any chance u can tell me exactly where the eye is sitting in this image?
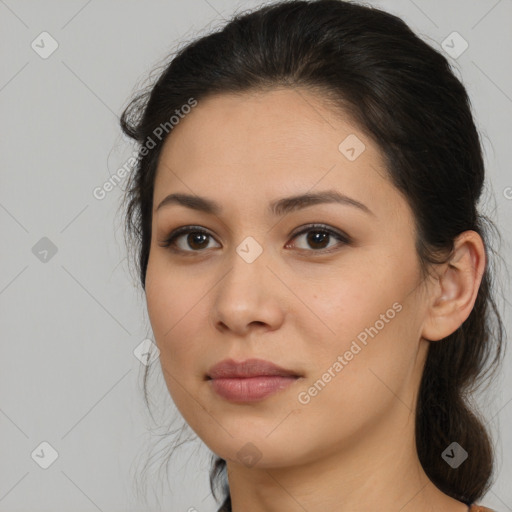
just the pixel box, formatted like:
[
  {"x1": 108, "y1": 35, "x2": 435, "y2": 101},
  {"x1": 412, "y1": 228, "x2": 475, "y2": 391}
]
[
  {"x1": 158, "y1": 223, "x2": 351, "y2": 254},
  {"x1": 159, "y1": 226, "x2": 220, "y2": 253},
  {"x1": 286, "y1": 224, "x2": 351, "y2": 253}
]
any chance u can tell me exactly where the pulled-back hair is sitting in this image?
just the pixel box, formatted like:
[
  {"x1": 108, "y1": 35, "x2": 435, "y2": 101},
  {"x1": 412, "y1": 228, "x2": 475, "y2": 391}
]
[{"x1": 119, "y1": 1, "x2": 506, "y2": 510}]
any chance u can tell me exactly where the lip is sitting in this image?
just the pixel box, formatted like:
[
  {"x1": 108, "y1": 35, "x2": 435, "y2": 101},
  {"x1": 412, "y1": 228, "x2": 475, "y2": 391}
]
[
  {"x1": 207, "y1": 358, "x2": 301, "y2": 379},
  {"x1": 207, "y1": 358, "x2": 302, "y2": 403}
]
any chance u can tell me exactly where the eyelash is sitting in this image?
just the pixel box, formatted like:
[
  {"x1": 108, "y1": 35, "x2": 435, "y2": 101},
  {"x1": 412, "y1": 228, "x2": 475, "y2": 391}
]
[{"x1": 158, "y1": 223, "x2": 352, "y2": 255}]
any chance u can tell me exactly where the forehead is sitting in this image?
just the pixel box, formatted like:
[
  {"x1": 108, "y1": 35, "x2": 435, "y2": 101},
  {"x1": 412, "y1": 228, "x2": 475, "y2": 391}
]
[
  {"x1": 153, "y1": 88, "x2": 397, "y2": 218},
  {"x1": 158, "y1": 87, "x2": 371, "y2": 166}
]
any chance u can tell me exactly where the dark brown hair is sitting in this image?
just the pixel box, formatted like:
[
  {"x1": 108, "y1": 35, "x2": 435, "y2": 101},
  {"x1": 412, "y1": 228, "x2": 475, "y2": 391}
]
[{"x1": 119, "y1": 1, "x2": 506, "y2": 509}]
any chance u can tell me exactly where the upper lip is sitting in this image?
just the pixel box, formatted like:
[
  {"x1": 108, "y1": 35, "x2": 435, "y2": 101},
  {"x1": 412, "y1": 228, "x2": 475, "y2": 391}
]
[{"x1": 207, "y1": 358, "x2": 301, "y2": 379}]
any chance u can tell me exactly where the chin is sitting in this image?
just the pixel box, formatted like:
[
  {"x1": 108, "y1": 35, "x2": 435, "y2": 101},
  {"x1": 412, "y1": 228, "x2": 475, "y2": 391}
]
[{"x1": 204, "y1": 431, "x2": 312, "y2": 470}]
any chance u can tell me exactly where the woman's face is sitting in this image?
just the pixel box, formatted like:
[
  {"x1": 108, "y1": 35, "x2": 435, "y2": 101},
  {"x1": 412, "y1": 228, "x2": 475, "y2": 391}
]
[{"x1": 145, "y1": 88, "x2": 432, "y2": 468}]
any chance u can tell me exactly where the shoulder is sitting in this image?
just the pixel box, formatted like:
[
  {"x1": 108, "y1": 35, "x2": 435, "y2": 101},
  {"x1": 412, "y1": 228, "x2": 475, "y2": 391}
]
[{"x1": 469, "y1": 505, "x2": 498, "y2": 512}]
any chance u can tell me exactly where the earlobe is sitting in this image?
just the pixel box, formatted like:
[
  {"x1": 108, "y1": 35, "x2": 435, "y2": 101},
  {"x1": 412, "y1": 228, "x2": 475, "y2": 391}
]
[{"x1": 421, "y1": 230, "x2": 486, "y2": 342}]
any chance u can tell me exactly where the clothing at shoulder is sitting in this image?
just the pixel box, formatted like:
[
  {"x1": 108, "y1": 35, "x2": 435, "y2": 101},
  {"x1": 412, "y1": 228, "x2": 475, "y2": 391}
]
[
  {"x1": 469, "y1": 505, "x2": 498, "y2": 512},
  {"x1": 217, "y1": 505, "x2": 498, "y2": 512},
  {"x1": 217, "y1": 504, "x2": 497, "y2": 512}
]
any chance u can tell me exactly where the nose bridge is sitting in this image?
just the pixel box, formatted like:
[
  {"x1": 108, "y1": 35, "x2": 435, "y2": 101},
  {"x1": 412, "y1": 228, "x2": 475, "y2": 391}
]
[
  {"x1": 210, "y1": 234, "x2": 284, "y2": 333},
  {"x1": 221, "y1": 235, "x2": 269, "y2": 303}
]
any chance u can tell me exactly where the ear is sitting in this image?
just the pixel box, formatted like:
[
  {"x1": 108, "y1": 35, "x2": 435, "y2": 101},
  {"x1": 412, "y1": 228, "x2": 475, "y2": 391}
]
[{"x1": 421, "y1": 230, "x2": 486, "y2": 342}]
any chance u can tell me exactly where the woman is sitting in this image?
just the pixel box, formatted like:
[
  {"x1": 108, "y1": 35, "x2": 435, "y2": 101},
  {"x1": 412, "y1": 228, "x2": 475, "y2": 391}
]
[{"x1": 119, "y1": 1, "x2": 505, "y2": 510}]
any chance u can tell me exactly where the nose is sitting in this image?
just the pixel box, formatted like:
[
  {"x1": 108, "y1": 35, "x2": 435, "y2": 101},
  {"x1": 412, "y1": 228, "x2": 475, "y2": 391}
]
[{"x1": 209, "y1": 245, "x2": 286, "y2": 336}]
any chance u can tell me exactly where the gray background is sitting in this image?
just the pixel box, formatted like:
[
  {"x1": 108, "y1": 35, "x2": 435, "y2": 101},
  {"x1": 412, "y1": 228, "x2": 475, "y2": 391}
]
[{"x1": 1, "y1": 0, "x2": 511, "y2": 511}]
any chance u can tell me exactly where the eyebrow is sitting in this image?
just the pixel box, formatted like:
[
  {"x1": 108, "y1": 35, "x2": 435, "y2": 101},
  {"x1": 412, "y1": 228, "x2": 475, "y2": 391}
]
[{"x1": 155, "y1": 190, "x2": 374, "y2": 217}]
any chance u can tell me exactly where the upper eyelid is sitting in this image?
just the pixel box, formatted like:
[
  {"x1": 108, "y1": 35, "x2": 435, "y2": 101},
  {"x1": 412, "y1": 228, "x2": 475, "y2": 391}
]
[{"x1": 165, "y1": 223, "x2": 346, "y2": 239}]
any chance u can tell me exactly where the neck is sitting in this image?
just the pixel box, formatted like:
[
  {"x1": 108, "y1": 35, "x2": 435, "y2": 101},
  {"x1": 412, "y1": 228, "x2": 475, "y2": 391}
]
[{"x1": 226, "y1": 406, "x2": 468, "y2": 512}]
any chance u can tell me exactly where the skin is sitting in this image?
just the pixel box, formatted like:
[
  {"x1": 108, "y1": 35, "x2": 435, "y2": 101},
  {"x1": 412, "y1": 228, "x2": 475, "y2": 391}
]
[{"x1": 144, "y1": 87, "x2": 485, "y2": 512}]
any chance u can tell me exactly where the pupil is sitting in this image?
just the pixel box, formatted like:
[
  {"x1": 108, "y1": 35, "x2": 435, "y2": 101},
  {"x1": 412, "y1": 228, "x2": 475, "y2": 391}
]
[
  {"x1": 307, "y1": 231, "x2": 329, "y2": 249},
  {"x1": 188, "y1": 232, "x2": 208, "y2": 249}
]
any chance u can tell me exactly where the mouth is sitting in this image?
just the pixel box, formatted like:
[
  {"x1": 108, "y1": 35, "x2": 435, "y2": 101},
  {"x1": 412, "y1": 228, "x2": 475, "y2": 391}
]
[{"x1": 206, "y1": 358, "x2": 303, "y2": 403}]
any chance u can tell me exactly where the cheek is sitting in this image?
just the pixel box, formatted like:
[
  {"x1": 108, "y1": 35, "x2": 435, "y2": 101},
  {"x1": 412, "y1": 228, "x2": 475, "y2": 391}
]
[
  {"x1": 295, "y1": 303, "x2": 417, "y2": 443},
  {"x1": 302, "y1": 255, "x2": 421, "y2": 391},
  {"x1": 145, "y1": 263, "x2": 210, "y2": 420},
  {"x1": 144, "y1": 258, "x2": 204, "y2": 367},
  {"x1": 306, "y1": 264, "x2": 398, "y2": 347}
]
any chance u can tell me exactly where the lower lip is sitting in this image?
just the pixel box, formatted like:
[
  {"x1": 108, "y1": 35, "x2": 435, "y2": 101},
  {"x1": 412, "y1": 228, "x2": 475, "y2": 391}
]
[{"x1": 209, "y1": 376, "x2": 299, "y2": 402}]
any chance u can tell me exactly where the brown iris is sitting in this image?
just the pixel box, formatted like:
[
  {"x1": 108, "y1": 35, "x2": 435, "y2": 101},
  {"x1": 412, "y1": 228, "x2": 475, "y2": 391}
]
[
  {"x1": 306, "y1": 230, "x2": 330, "y2": 250},
  {"x1": 187, "y1": 232, "x2": 210, "y2": 250}
]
